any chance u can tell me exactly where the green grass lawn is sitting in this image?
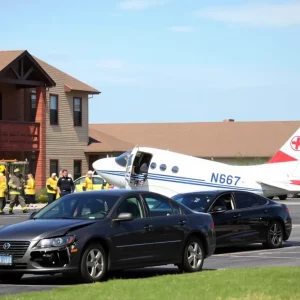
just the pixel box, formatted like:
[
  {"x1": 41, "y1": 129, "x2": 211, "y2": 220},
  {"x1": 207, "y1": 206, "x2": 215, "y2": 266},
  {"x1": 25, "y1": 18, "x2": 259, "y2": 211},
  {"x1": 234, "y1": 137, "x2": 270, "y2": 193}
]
[{"x1": 1, "y1": 267, "x2": 300, "y2": 300}]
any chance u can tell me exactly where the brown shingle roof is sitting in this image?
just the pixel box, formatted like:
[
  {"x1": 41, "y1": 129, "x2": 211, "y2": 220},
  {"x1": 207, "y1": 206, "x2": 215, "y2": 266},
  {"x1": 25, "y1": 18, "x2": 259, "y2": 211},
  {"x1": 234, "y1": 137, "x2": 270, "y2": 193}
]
[
  {"x1": 34, "y1": 57, "x2": 100, "y2": 94},
  {"x1": 0, "y1": 50, "x2": 25, "y2": 72},
  {"x1": 0, "y1": 50, "x2": 100, "y2": 94},
  {"x1": 86, "y1": 128, "x2": 134, "y2": 152},
  {"x1": 88, "y1": 121, "x2": 300, "y2": 157}
]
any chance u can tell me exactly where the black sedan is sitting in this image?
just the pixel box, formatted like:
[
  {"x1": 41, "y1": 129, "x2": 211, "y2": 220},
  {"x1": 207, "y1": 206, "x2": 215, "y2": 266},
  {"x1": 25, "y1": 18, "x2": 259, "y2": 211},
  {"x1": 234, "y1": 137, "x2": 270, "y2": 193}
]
[
  {"x1": 0, "y1": 190, "x2": 216, "y2": 284},
  {"x1": 172, "y1": 190, "x2": 292, "y2": 249}
]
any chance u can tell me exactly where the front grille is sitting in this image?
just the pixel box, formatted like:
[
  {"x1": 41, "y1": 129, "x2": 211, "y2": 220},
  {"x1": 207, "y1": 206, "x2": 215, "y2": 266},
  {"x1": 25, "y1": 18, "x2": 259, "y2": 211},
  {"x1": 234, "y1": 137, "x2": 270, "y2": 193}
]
[{"x1": 0, "y1": 241, "x2": 30, "y2": 260}]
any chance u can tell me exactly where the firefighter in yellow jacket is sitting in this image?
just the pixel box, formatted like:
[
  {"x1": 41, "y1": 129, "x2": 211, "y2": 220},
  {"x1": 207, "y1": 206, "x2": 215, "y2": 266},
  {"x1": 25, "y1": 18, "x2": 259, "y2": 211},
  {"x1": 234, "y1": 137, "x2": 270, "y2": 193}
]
[
  {"x1": 82, "y1": 171, "x2": 94, "y2": 191},
  {"x1": 25, "y1": 173, "x2": 36, "y2": 207},
  {"x1": 8, "y1": 168, "x2": 28, "y2": 214},
  {"x1": 47, "y1": 173, "x2": 58, "y2": 204},
  {"x1": 0, "y1": 165, "x2": 7, "y2": 215}
]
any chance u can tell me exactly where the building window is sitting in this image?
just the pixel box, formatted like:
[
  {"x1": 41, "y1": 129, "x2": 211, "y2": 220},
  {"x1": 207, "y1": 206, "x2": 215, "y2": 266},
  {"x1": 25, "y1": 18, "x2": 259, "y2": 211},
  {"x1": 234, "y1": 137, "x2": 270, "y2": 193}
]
[
  {"x1": 30, "y1": 93, "x2": 36, "y2": 122},
  {"x1": 50, "y1": 160, "x2": 59, "y2": 176},
  {"x1": 73, "y1": 97, "x2": 82, "y2": 126},
  {"x1": 50, "y1": 94, "x2": 58, "y2": 125},
  {"x1": 74, "y1": 160, "x2": 82, "y2": 180}
]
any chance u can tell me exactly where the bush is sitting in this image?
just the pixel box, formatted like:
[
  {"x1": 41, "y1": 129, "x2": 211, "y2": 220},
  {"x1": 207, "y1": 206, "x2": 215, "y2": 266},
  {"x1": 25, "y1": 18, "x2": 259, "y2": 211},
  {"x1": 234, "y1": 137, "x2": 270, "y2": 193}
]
[{"x1": 35, "y1": 188, "x2": 48, "y2": 203}]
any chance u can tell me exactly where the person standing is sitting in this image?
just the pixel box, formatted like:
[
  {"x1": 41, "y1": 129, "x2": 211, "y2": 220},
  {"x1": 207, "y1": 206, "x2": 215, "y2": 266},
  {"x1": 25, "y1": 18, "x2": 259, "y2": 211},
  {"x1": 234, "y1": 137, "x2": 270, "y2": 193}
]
[
  {"x1": 57, "y1": 169, "x2": 75, "y2": 197},
  {"x1": 46, "y1": 173, "x2": 58, "y2": 204},
  {"x1": 24, "y1": 173, "x2": 36, "y2": 208},
  {"x1": 7, "y1": 168, "x2": 28, "y2": 214},
  {"x1": 0, "y1": 166, "x2": 7, "y2": 215},
  {"x1": 82, "y1": 171, "x2": 94, "y2": 191}
]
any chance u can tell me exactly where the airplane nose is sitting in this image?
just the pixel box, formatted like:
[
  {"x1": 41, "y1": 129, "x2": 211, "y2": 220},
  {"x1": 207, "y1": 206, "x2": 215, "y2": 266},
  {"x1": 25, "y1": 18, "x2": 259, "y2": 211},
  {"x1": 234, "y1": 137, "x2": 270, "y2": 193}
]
[{"x1": 92, "y1": 157, "x2": 125, "y2": 188}]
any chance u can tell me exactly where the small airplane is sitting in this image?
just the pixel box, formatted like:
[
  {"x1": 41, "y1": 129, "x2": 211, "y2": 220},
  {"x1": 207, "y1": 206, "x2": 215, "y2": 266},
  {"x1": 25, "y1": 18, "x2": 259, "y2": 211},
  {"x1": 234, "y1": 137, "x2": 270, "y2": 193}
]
[{"x1": 92, "y1": 127, "x2": 300, "y2": 199}]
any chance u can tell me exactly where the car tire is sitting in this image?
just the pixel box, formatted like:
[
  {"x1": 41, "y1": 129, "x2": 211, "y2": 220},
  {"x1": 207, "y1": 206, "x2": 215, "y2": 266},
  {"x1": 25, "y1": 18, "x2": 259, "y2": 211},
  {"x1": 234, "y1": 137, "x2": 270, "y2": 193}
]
[
  {"x1": 178, "y1": 237, "x2": 204, "y2": 273},
  {"x1": 79, "y1": 243, "x2": 108, "y2": 283},
  {"x1": 262, "y1": 221, "x2": 283, "y2": 249},
  {"x1": 278, "y1": 195, "x2": 287, "y2": 201},
  {"x1": 0, "y1": 273, "x2": 23, "y2": 284}
]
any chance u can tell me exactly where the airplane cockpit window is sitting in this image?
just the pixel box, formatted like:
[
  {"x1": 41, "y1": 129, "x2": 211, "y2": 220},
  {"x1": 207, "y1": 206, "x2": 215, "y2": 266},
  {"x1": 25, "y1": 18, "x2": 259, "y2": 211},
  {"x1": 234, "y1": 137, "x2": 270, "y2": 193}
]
[
  {"x1": 115, "y1": 151, "x2": 132, "y2": 167},
  {"x1": 171, "y1": 166, "x2": 179, "y2": 173},
  {"x1": 150, "y1": 162, "x2": 157, "y2": 169},
  {"x1": 160, "y1": 164, "x2": 167, "y2": 171}
]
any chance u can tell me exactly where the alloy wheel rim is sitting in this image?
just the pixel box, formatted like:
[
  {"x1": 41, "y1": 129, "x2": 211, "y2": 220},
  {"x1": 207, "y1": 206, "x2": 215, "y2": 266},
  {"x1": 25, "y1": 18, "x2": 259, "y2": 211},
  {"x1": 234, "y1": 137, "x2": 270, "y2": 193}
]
[
  {"x1": 86, "y1": 249, "x2": 104, "y2": 278},
  {"x1": 187, "y1": 242, "x2": 202, "y2": 269},
  {"x1": 270, "y1": 223, "x2": 282, "y2": 246}
]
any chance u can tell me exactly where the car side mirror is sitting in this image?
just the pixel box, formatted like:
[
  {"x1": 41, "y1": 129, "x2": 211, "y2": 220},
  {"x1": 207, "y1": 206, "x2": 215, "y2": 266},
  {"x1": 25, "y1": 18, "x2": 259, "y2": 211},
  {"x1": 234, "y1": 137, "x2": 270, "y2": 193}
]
[
  {"x1": 29, "y1": 211, "x2": 37, "y2": 219},
  {"x1": 211, "y1": 206, "x2": 226, "y2": 213},
  {"x1": 112, "y1": 212, "x2": 133, "y2": 222}
]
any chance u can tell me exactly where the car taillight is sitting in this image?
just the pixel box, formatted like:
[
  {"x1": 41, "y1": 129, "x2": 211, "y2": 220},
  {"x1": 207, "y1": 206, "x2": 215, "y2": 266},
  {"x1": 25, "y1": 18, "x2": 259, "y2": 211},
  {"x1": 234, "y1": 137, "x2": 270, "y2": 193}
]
[{"x1": 211, "y1": 221, "x2": 214, "y2": 228}]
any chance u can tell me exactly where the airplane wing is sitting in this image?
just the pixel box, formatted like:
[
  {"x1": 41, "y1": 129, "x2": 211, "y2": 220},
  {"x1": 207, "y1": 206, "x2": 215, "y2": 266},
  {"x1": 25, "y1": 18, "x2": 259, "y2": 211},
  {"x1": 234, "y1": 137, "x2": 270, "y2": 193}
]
[{"x1": 258, "y1": 180, "x2": 300, "y2": 192}]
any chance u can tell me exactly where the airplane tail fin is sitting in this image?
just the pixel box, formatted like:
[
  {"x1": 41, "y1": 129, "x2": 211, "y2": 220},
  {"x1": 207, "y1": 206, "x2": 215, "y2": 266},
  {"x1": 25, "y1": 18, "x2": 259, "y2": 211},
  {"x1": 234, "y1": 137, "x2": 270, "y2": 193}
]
[{"x1": 268, "y1": 127, "x2": 300, "y2": 163}]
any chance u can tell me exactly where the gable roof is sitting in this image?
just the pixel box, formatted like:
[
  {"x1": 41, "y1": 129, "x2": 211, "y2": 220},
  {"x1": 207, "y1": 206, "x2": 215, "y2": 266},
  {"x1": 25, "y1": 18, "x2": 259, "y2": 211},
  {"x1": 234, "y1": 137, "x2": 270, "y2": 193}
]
[
  {"x1": 0, "y1": 50, "x2": 56, "y2": 87},
  {"x1": 88, "y1": 120, "x2": 300, "y2": 158},
  {"x1": 0, "y1": 50, "x2": 100, "y2": 94}
]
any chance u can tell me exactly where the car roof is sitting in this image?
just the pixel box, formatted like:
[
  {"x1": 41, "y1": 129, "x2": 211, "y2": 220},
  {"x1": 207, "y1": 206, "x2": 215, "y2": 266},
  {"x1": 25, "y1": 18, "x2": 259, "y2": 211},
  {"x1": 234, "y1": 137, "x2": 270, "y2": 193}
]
[{"x1": 66, "y1": 189, "x2": 174, "y2": 199}]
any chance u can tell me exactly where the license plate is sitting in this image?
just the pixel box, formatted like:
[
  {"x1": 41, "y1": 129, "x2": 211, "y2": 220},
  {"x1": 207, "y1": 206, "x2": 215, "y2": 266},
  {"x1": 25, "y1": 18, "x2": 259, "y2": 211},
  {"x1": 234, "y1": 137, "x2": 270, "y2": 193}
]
[{"x1": 0, "y1": 254, "x2": 12, "y2": 265}]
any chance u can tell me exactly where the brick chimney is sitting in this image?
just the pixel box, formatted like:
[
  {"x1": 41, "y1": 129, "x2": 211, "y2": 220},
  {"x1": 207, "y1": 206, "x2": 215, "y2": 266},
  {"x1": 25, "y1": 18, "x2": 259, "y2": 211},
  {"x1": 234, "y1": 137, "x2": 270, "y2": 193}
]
[{"x1": 223, "y1": 119, "x2": 235, "y2": 122}]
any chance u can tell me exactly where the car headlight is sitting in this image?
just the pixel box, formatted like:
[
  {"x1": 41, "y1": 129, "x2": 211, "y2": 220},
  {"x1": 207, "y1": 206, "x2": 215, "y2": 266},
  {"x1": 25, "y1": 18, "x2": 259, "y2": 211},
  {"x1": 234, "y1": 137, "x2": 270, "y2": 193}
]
[{"x1": 36, "y1": 235, "x2": 75, "y2": 248}]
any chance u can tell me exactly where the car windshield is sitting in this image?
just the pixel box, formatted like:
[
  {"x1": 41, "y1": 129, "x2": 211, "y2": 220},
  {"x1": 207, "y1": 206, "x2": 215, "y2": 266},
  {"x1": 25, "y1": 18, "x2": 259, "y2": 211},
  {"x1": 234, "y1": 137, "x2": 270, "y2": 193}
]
[
  {"x1": 172, "y1": 193, "x2": 215, "y2": 212},
  {"x1": 33, "y1": 194, "x2": 120, "y2": 220},
  {"x1": 115, "y1": 150, "x2": 132, "y2": 167}
]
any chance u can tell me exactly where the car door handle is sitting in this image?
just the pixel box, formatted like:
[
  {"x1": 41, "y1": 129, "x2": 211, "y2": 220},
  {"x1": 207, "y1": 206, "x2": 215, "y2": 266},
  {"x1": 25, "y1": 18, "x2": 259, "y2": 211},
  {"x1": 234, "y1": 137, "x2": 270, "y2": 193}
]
[
  {"x1": 233, "y1": 214, "x2": 241, "y2": 218},
  {"x1": 178, "y1": 220, "x2": 186, "y2": 226},
  {"x1": 144, "y1": 224, "x2": 153, "y2": 230}
]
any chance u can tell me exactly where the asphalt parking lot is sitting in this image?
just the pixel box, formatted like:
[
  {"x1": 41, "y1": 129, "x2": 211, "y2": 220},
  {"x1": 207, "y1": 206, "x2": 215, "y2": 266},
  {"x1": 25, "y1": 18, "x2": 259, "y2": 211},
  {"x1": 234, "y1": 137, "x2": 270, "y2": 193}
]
[{"x1": 0, "y1": 198, "x2": 300, "y2": 296}]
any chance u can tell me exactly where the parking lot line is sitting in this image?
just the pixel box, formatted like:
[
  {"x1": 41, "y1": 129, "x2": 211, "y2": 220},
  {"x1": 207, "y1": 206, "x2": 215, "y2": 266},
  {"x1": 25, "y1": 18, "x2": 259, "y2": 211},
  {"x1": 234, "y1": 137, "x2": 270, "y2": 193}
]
[{"x1": 224, "y1": 255, "x2": 300, "y2": 259}]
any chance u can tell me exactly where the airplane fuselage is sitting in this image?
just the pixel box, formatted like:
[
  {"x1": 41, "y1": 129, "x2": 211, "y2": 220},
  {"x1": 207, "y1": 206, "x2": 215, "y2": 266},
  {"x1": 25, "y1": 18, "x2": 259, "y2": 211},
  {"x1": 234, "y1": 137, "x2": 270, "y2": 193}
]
[{"x1": 93, "y1": 147, "x2": 300, "y2": 198}]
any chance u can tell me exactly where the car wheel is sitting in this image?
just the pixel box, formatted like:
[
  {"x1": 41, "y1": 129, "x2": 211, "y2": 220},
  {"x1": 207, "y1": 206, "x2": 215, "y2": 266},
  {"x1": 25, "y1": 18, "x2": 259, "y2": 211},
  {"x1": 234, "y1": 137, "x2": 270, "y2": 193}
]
[
  {"x1": 278, "y1": 195, "x2": 287, "y2": 201},
  {"x1": 79, "y1": 243, "x2": 107, "y2": 283},
  {"x1": 179, "y1": 237, "x2": 204, "y2": 273},
  {"x1": 263, "y1": 221, "x2": 283, "y2": 249},
  {"x1": 0, "y1": 273, "x2": 23, "y2": 284}
]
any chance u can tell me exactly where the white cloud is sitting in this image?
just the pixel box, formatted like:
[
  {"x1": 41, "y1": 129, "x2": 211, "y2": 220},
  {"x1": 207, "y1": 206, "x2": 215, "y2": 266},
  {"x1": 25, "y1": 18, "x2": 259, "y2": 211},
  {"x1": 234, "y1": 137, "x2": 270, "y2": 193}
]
[
  {"x1": 168, "y1": 26, "x2": 196, "y2": 32},
  {"x1": 119, "y1": 0, "x2": 168, "y2": 10},
  {"x1": 96, "y1": 59, "x2": 127, "y2": 70},
  {"x1": 196, "y1": 2, "x2": 300, "y2": 27}
]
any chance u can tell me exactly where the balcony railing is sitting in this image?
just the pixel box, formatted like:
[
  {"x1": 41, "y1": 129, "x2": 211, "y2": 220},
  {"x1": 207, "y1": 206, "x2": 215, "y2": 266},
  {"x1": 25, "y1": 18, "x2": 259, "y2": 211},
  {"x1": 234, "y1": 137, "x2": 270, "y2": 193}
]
[{"x1": 0, "y1": 121, "x2": 40, "y2": 152}]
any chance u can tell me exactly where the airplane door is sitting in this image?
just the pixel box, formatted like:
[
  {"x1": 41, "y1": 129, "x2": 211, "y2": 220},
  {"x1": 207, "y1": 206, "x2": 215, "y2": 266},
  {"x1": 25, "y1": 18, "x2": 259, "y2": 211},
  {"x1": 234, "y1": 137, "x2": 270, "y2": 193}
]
[{"x1": 125, "y1": 147, "x2": 139, "y2": 189}]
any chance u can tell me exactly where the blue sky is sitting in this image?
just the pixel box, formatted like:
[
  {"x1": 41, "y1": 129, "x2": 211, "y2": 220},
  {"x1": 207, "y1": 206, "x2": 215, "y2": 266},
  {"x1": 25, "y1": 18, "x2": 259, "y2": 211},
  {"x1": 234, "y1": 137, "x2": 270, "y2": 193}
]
[{"x1": 1, "y1": 0, "x2": 300, "y2": 123}]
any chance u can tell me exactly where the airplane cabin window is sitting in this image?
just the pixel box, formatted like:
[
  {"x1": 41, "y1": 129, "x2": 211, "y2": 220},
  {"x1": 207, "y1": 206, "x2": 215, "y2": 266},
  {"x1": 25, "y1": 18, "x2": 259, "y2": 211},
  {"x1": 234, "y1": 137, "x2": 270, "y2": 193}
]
[
  {"x1": 171, "y1": 166, "x2": 179, "y2": 173},
  {"x1": 160, "y1": 164, "x2": 167, "y2": 171},
  {"x1": 150, "y1": 162, "x2": 157, "y2": 169}
]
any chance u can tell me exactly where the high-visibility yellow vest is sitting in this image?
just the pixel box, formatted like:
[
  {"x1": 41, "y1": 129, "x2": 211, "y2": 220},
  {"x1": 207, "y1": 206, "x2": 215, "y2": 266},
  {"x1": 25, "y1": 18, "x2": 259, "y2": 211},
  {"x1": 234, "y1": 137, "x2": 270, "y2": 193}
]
[
  {"x1": 82, "y1": 177, "x2": 93, "y2": 191},
  {"x1": 47, "y1": 177, "x2": 57, "y2": 194},
  {"x1": 25, "y1": 178, "x2": 35, "y2": 195},
  {"x1": 0, "y1": 174, "x2": 7, "y2": 198}
]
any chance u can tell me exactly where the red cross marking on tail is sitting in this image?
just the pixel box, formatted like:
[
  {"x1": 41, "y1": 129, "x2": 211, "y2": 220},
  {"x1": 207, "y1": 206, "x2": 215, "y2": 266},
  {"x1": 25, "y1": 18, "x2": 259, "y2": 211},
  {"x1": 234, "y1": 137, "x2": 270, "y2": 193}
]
[{"x1": 291, "y1": 136, "x2": 300, "y2": 151}]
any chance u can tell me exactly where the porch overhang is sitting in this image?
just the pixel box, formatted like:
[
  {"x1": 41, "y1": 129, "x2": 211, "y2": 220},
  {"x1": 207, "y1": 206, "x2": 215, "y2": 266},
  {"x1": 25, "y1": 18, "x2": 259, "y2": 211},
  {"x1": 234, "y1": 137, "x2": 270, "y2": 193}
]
[
  {"x1": 0, "y1": 50, "x2": 56, "y2": 88},
  {"x1": 64, "y1": 84, "x2": 101, "y2": 95}
]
